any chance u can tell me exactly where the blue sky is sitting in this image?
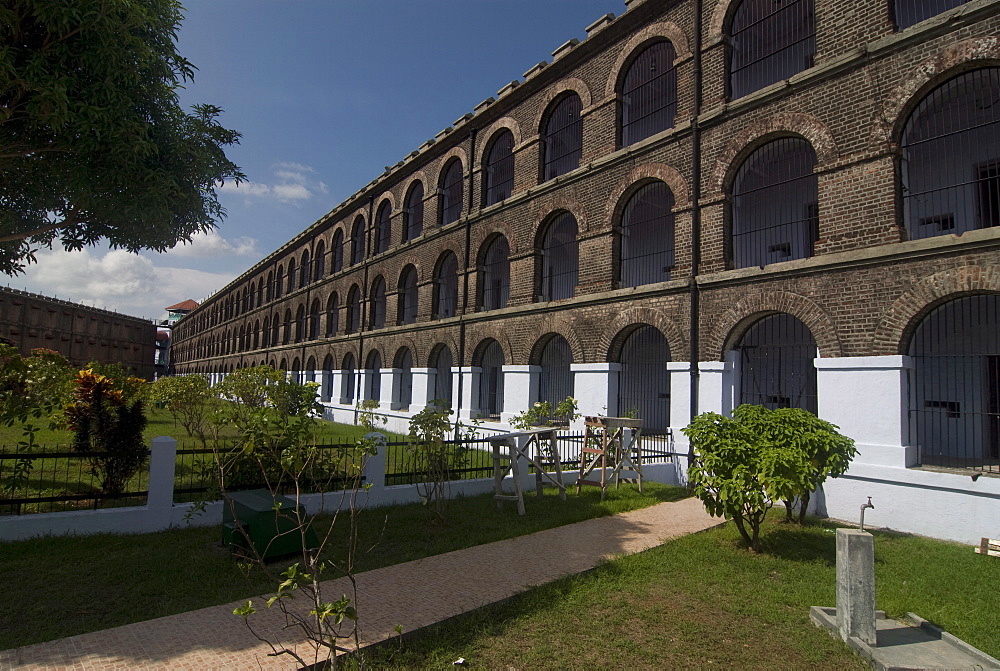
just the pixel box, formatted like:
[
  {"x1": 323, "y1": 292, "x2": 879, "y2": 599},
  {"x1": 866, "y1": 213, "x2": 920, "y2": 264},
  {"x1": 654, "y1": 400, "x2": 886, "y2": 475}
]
[{"x1": 12, "y1": 0, "x2": 626, "y2": 319}]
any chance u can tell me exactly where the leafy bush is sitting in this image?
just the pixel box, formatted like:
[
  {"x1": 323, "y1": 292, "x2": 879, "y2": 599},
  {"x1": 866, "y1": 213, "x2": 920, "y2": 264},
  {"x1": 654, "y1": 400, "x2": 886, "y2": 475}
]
[{"x1": 149, "y1": 375, "x2": 214, "y2": 445}]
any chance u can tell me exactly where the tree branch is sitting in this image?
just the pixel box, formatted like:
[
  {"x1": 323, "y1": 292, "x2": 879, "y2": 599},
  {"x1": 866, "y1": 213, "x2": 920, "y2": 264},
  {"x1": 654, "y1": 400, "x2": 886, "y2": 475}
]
[{"x1": 0, "y1": 217, "x2": 79, "y2": 245}]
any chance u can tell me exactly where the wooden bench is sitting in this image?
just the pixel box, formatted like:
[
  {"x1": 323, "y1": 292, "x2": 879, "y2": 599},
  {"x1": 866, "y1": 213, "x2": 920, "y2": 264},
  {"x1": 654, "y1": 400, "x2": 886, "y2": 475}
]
[{"x1": 975, "y1": 537, "x2": 1000, "y2": 557}]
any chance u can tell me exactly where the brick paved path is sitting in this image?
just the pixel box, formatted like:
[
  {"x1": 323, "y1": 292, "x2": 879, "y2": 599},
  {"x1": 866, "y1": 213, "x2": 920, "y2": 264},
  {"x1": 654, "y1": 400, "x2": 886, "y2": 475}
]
[{"x1": 0, "y1": 497, "x2": 718, "y2": 670}]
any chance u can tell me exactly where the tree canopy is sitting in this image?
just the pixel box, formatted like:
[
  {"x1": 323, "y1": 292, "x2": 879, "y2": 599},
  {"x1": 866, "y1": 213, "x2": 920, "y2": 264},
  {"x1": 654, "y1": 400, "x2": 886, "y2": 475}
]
[{"x1": 0, "y1": 0, "x2": 245, "y2": 274}]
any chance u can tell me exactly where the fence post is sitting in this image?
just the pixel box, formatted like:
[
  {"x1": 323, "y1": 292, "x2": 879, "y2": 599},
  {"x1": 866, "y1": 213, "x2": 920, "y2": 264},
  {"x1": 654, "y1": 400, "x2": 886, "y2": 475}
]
[
  {"x1": 362, "y1": 432, "x2": 387, "y2": 497},
  {"x1": 148, "y1": 437, "x2": 177, "y2": 526}
]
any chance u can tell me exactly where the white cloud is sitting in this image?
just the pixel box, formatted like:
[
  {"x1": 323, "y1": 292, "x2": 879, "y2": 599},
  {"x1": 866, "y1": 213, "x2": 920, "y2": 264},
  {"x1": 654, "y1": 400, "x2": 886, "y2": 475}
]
[
  {"x1": 15, "y1": 247, "x2": 238, "y2": 320},
  {"x1": 221, "y1": 161, "x2": 328, "y2": 204},
  {"x1": 166, "y1": 229, "x2": 259, "y2": 259}
]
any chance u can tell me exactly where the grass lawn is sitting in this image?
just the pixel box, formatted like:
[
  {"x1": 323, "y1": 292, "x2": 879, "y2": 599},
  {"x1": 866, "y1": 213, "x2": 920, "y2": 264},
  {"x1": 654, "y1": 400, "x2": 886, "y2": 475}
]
[
  {"x1": 361, "y1": 514, "x2": 1000, "y2": 669},
  {"x1": 0, "y1": 481, "x2": 685, "y2": 650}
]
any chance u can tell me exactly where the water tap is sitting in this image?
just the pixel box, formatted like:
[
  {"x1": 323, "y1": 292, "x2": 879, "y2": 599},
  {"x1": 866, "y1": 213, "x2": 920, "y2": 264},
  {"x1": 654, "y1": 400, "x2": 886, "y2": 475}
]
[{"x1": 860, "y1": 497, "x2": 874, "y2": 531}]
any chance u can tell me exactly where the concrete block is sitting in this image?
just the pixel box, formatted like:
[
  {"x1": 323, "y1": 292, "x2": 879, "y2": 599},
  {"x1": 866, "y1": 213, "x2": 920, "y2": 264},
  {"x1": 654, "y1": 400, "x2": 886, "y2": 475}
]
[{"x1": 836, "y1": 528, "x2": 876, "y2": 645}]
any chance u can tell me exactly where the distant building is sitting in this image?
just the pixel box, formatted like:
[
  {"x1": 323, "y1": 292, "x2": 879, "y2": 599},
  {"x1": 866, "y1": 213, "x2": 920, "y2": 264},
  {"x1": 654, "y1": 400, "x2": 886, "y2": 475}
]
[
  {"x1": 155, "y1": 299, "x2": 200, "y2": 377},
  {"x1": 0, "y1": 286, "x2": 156, "y2": 379}
]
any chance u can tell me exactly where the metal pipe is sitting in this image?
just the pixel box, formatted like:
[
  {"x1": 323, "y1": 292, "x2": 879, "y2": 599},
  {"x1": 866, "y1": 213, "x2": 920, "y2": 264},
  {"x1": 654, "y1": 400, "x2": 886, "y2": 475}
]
[
  {"x1": 687, "y1": 0, "x2": 705, "y2": 474},
  {"x1": 455, "y1": 126, "x2": 477, "y2": 434},
  {"x1": 860, "y1": 497, "x2": 874, "y2": 531}
]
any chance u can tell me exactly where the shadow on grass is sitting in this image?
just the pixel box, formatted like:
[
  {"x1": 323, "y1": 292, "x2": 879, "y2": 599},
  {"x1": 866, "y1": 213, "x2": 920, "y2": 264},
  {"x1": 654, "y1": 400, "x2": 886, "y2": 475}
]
[{"x1": 757, "y1": 522, "x2": 837, "y2": 565}]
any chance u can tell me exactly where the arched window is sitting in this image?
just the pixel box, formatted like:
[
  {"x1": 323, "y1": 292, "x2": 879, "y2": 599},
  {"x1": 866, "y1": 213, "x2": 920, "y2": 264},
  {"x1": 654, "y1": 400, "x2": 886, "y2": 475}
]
[
  {"x1": 404, "y1": 182, "x2": 424, "y2": 242},
  {"x1": 434, "y1": 252, "x2": 459, "y2": 319},
  {"x1": 326, "y1": 293, "x2": 340, "y2": 337},
  {"x1": 893, "y1": 0, "x2": 966, "y2": 30},
  {"x1": 275, "y1": 265, "x2": 283, "y2": 299},
  {"x1": 901, "y1": 68, "x2": 1000, "y2": 240},
  {"x1": 287, "y1": 258, "x2": 297, "y2": 294},
  {"x1": 540, "y1": 212, "x2": 579, "y2": 301},
  {"x1": 439, "y1": 159, "x2": 464, "y2": 226},
  {"x1": 291, "y1": 358, "x2": 301, "y2": 385},
  {"x1": 238, "y1": 325, "x2": 245, "y2": 352},
  {"x1": 321, "y1": 354, "x2": 334, "y2": 402},
  {"x1": 314, "y1": 241, "x2": 325, "y2": 278},
  {"x1": 394, "y1": 348, "x2": 413, "y2": 410},
  {"x1": 282, "y1": 309, "x2": 292, "y2": 345},
  {"x1": 258, "y1": 278, "x2": 265, "y2": 306},
  {"x1": 536, "y1": 335, "x2": 574, "y2": 412},
  {"x1": 369, "y1": 276, "x2": 387, "y2": 329},
  {"x1": 398, "y1": 265, "x2": 418, "y2": 325},
  {"x1": 351, "y1": 217, "x2": 365, "y2": 265},
  {"x1": 728, "y1": 0, "x2": 815, "y2": 99},
  {"x1": 620, "y1": 181, "x2": 676, "y2": 288},
  {"x1": 309, "y1": 298, "x2": 321, "y2": 340},
  {"x1": 365, "y1": 350, "x2": 382, "y2": 402},
  {"x1": 341, "y1": 352, "x2": 356, "y2": 402},
  {"x1": 331, "y1": 230, "x2": 344, "y2": 273},
  {"x1": 543, "y1": 94, "x2": 583, "y2": 181},
  {"x1": 736, "y1": 313, "x2": 817, "y2": 413},
  {"x1": 374, "y1": 201, "x2": 391, "y2": 254},
  {"x1": 484, "y1": 130, "x2": 515, "y2": 207},
  {"x1": 271, "y1": 312, "x2": 280, "y2": 345},
  {"x1": 731, "y1": 137, "x2": 818, "y2": 269},
  {"x1": 253, "y1": 319, "x2": 260, "y2": 350},
  {"x1": 430, "y1": 344, "x2": 454, "y2": 408},
  {"x1": 908, "y1": 295, "x2": 1000, "y2": 469},
  {"x1": 266, "y1": 271, "x2": 274, "y2": 302},
  {"x1": 346, "y1": 285, "x2": 361, "y2": 334},
  {"x1": 616, "y1": 325, "x2": 671, "y2": 433},
  {"x1": 305, "y1": 356, "x2": 316, "y2": 384},
  {"x1": 622, "y1": 41, "x2": 678, "y2": 146},
  {"x1": 294, "y1": 304, "x2": 305, "y2": 343},
  {"x1": 477, "y1": 339, "x2": 504, "y2": 420},
  {"x1": 300, "y1": 250, "x2": 310, "y2": 286},
  {"x1": 479, "y1": 234, "x2": 510, "y2": 311}
]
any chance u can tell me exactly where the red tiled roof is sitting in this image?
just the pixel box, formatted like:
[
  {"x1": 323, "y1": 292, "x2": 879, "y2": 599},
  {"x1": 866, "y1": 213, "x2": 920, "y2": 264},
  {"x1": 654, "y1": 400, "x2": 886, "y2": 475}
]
[{"x1": 165, "y1": 299, "x2": 199, "y2": 311}]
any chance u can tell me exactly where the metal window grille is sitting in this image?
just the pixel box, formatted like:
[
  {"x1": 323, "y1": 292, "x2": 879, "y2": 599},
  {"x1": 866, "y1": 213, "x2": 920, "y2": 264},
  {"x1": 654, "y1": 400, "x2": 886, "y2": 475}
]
[
  {"x1": 538, "y1": 336, "x2": 574, "y2": 409},
  {"x1": 287, "y1": 259, "x2": 297, "y2": 293},
  {"x1": 621, "y1": 181, "x2": 676, "y2": 288},
  {"x1": 622, "y1": 41, "x2": 678, "y2": 146},
  {"x1": 435, "y1": 253, "x2": 459, "y2": 318},
  {"x1": 275, "y1": 266, "x2": 283, "y2": 298},
  {"x1": 395, "y1": 348, "x2": 413, "y2": 410},
  {"x1": 305, "y1": 358, "x2": 316, "y2": 384},
  {"x1": 480, "y1": 235, "x2": 510, "y2": 311},
  {"x1": 375, "y1": 203, "x2": 391, "y2": 254},
  {"x1": 893, "y1": 0, "x2": 967, "y2": 29},
  {"x1": 405, "y1": 183, "x2": 424, "y2": 241},
  {"x1": 398, "y1": 267, "x2": 418, "y2": 325},
  {"x1": 908, "y1": 295, "x2": 1000, "y2": 473},
  {"x1": 729, "y1": 0, "x2": 815, "y2": 99},
  {"x1": 309, "y1": 299, "x2": 321, "y2": 340},
  {"x1": 322, "y1": 355, "x2": 334, "y2": 401},
  {"x1": 440, "y1": 160, "x2": 464, "y2": 226},
  {"x1": 346, "y1": 287, "x2": 361, "y2": 334},
  {"x1": 326, "y1": 294, "x2": 339, "y2": 337},
  {"x1": 314, "y1": 242, "x2": 325, "y2": 278},
  {"x1": 732, "y1": 137, "x2": 818, "y2": 269},
  {"x1": 543, "y1": 94, "x2": 583, "y2": 181},
  {"x1": 478, "y1": 340, "x2": 504, "y2": 420},
  {"x1": 484, "y1": 131, "x2": 515, "y2": 206},
  {"x1": 253, "y1": 321, "x2": 259, "y2": 349},
  {"x1": 351, "y1": 219, "x2": 365, "y2": 265},
  {"x1": 737, "y1": 313, "x2": 817, "y2": 413},
  {"x1": 431, "y1": 345, "x2": 454, "y2": 407},
  {"x1": 282, "y1": 310, "x2": 292, "y2": 345},
  {"x1": 342, "y1": 353, "x2": 356, "y2": 401},
  {"x1": 258, "y1": 281, "x2": 264, "y2": 306},
  {"x1": 370, "y1": 277, "x2": 386, "y2": 329},
  {"x1": 332, "y1": 231, "x2": 344, "y2": 273},
  {"x1": 295, "y1": 306, "x2": 305, "y2": 343},
  {"x1": 266, "y1": 272, "x2": 273, "y2": 301},
  {"x1": 541, "y1": 213, "x2": 579, "y2": 301},
  {"x1": 300, "y1": 251, "x2": 310, "y2": 286},
  {"x1": 901, "y1": 68, "x2": 1000, "y2": 241},
  {"x1": 616, "y1": 325, "x2": 671, "y2": 433},
  {"x1": 365, "y1": 351, "x2": 382, "y2": 402},
  {"x1": 271, "y1": 313, "x2": 279, "y2": 345}
]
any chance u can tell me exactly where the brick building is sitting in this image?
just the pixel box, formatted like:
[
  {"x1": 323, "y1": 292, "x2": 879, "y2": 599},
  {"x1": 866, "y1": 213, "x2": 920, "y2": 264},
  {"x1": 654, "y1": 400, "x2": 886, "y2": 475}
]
[
  {"x1": 172, "y1": 0, "x2": 1000, "y2": 542},
  {"x1": 0, "y1": 287, "x2": 156, "y2": 380}
]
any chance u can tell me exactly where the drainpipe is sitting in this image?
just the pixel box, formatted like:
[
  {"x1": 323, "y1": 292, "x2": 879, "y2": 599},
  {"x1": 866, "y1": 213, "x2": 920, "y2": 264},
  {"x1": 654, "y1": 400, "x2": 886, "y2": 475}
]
[
  {"x1": 688, "y1": 0, "x2": 704, "y2": 468},
  {"x1": 455, "y1": 127, "x2": 477, "y2": 434}
]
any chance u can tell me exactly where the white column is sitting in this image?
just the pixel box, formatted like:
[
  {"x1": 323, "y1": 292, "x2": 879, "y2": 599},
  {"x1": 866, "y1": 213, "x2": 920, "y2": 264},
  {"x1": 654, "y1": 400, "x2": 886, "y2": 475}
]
[
  {"x1": 409, "y1": 367, "x2": 432, "y2": 414},
  {"x1": 667, "y1": 362, "x2": 693, "y2": 429},
  {"x1": 570, "y1": 363, "x2": 620, "y2": 428},
  {"x1": 379, "y1": 368, "x2": 395, "y2": 411},
  {"x1": 697, "y1": 358, "x2": 735, "y2": 417},
  {"x1": 815, "y1": 356, "x2": 915, "y2": 467},
  {"x1": 501, "y1": 365, "x2": 539, "y2": 424},
  {"x1": 456, "y1": 366, "x2": 480, "y2": 421}
]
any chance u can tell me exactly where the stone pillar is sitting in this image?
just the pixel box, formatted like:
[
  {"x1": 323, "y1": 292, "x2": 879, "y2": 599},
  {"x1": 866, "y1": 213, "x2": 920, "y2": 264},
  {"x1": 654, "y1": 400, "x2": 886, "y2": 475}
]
[
  {"x1": 815, "y1": 356, "x2": 914, "y2": 467},
  {"x1": 570, "y1": 363, "x2": 620, "y2": 429},
  {"x1": 379, "y1": 368, "x2": 395, "y2": 410},
  {"x1": 148, "y1": 437, "x2": 177, "y2": 524},
  {"x1": 409, "y1": 367, "x2": 432, "y2": 414},
  {"x1": 698, "y1": 355, "x2": 736, "y2": 416},
  {"x1": 456, "y1": 366, "x2": 481, "y2": 421},
  {"x1": 501, "y1": 365, "x2": 539, "y2": 424},
  {"x1": 836, "y1": 528, "x2": 876, "y2": 645}
]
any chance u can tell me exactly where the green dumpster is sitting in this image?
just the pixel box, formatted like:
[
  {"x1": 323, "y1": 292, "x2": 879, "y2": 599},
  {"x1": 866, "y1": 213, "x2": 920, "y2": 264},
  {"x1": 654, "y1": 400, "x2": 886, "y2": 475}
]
[{"x1": 221, "y1": 489, "x2": 318, "y2": 560}]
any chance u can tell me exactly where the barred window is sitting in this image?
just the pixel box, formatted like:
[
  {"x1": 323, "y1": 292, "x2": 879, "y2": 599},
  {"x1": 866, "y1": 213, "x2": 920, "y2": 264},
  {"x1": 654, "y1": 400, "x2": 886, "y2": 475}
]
[
  {"x1": 731, "y1": 137, "x2": 818, "y2": 269},
  {"x1": 326, "y1": 293, "x2": 339, "y2": 337},
  {"x1": 351, "y1": 217, "x2": 365, "y2": 266},
  {"x1": 736, "y1": 313, "x2": 817, "y2": 413},
  {"x1": 275, "y1": 265, "x2": 283, "y2": 299},
  {"x1": 901, "y1": 68, "x2": 1000, "y2": 241},
  {"x1": 439, "y1": 159, "x2": 464, "y2": 226},
  {"x1": 622, "y1": 41, "x2": 678, "y2": 146},
  {"x1": 893, "y1": 0, "x2": 967, "y2": 30},
  {"x1": 287, "y1": 258, "x2": 297, "y2": 294},
  {"x1": 346, "y1": 286, "x2": 361, "y2": 334},
  {"x1": 729, "y1": 0, "x2": 815, "y2": 99},
  {"x1": 430, "y1": 344, "x2": 454, "y2": 407},
  {"x1": 435, "y1": 252, "x2": 459, "y2": 319},
  {"x1": 314, "y1": 241, "x2": 325, "y2": 278},
  {"x1": 309, "y1": 298, "x2": 321, "y2": 340},
  {"x1": 374, "y1": 201, "x2": 392, "y2": 254},
  {"x1": 394, "y1": 348, "x2": 413, "y2": 410},
  {"x1": 369, "y1": 276, "x2": 387, "y2": 330},
  {"x1": 540, "y1": 212, "x2": 579, "y2": 301},
  {"x1": 365, "y1": 350, "x2": 382, "y2": 402},
  {"x1": 620, "y1": 181, "x2": 676, "y2": 288},
  {"x1": 321, "y1": 354, "x2": 334, "y2": 402},
  {"x1": 404, "y1": 182, "x2": 424, "y2": 242},
  {"x1": 536, "y1": 335, "x2": 574, "y2": 411},
  {"x1": 341, "y1": 352, "x2": 356, "y2": 402},
  {"x1": 543, "y1": 94, "x2": 583, "y2": 181},
  {"x1": 331, "y1": 230, "x2": 344, "y2": 273},
  {"x1": 479, "y1": 234, "x2": 510, "y2": 311},
  {"x1": 300, "y1": 250, "x2": 310, "y2": 286},
  {"x1": 484, "y1": 130, "x2": 515, "y2": 207},
  {"x1": 282, "y1": 309, "x2": 292, "y2": 345},
  {"x1": 294, "y1": 304, "x2": 305, "y2": 343},
  {"x1": 477, "y1": 339, "x2": 504, "y2": 421},
  {"x1": 398, "y1": 265, "x2": 418, "y2": 325}
]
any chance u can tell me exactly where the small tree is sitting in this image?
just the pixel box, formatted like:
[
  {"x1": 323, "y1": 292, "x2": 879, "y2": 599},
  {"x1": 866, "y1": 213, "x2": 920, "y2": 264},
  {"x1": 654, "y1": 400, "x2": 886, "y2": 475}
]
[
  {"x1": 407, "y1": 401, "x2": 468, "y2": 524},
  {"x1": 149, "y1": 374, "x2": 214, "y2": 445}
]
